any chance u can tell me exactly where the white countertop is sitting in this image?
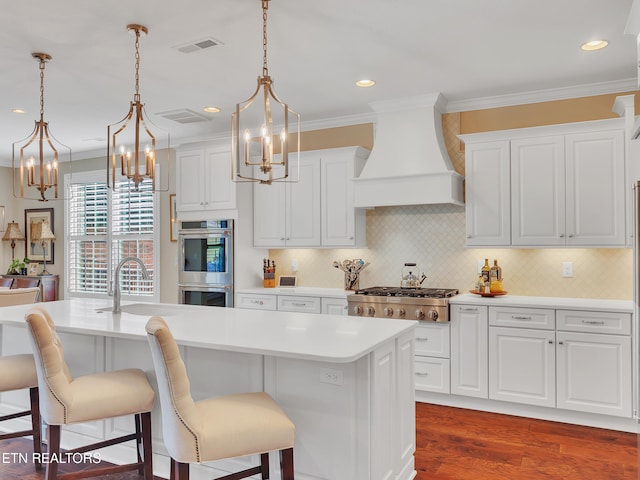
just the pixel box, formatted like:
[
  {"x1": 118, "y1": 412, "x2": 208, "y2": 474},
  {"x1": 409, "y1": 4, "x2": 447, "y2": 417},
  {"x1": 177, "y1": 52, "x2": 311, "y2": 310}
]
[
  {"x1": 0, "y1": 298, "x2": 416, "y2": 363},
  {"x1": 236, "y1": 287, "x2": 350, "y2": 298},
  {"x1": 451, "y1": 293, "x2": 633, "y2": 313}
]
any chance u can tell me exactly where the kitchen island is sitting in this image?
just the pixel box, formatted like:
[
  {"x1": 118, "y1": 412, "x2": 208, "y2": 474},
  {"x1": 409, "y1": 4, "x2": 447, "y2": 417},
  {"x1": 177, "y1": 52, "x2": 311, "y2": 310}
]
[{"x1": 0, "y1": 299, "x2": 417, "y2": 480}]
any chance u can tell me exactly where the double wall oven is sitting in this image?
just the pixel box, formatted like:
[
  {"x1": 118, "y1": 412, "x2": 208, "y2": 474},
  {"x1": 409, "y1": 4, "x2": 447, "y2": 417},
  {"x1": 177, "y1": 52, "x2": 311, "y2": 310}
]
[{"x1": 178, "y1": 220, "x2": 234, "y2": 307}]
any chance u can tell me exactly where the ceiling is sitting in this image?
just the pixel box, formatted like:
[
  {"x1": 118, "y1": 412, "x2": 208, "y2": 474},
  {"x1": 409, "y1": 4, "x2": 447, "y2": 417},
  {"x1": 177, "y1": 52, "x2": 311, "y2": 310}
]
[{"x1": 0, "y1": 0, "x2": 637, "y2": 164}]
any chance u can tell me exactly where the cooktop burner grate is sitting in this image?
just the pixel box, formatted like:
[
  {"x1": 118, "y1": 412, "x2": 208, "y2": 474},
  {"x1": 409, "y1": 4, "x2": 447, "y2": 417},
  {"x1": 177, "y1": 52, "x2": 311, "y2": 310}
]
[{"x1": 354, "y1": 287, "x2": 459, "y2": 298}]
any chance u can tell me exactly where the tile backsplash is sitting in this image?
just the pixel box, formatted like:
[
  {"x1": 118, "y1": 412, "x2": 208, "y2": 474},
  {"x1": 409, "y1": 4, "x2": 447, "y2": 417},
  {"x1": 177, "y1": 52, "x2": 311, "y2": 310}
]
[{"x1": 268, "y1": 204, "x2": 633, "y2": 300}]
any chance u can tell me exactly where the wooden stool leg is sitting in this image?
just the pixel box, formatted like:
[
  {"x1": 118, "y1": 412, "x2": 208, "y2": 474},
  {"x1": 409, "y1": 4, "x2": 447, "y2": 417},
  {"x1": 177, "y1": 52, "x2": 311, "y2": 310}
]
[
  {"x1": 170, "y1": 458, "x2": 176, "y2": 480},
  {"x1": 260, "y1": 452, "x2": 270, "y2": 479},
  {"x1": 175, "y1": 460, "x2": 189, "y2": 480},
  {"x1": 134, "y1": 413, "x2": 143, "y2": 475},
  {"x1": 45, "y1": 425, "x2": 60, "y2": 480},
  {"x1": 279, "y1": 448, "x2": 294, "y2": 480},
  {"x1": 29, "y1": 387, "x2": 42, "y2": 470},
  {"x1": 141, "y1": 412, "x2": 153, "y2": 480}
]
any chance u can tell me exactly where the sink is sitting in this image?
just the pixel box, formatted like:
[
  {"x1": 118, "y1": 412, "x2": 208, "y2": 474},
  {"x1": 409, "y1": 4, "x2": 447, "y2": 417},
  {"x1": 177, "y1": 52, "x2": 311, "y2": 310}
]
[{"x1": 96, "y1": 303, "x2": 185, "y2": 317}]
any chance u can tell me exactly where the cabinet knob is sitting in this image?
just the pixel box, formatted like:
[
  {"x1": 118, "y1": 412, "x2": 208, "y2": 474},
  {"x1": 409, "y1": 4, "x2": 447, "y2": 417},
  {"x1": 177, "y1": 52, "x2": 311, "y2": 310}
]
[
  {"x1": 568, "y1": 234, "x2": 574, "y2": 238},
  {"x1": 558, "y1": 341, "x2": 564, "y2": 345},
  {"x1": 349, "y1": 236, "x2": 354, "y2": 240},
  {"x1": 467, "y1": 234, "x2": 472, "y2": 239},
  {"x1": 548, "y1": 340, "x2": 553, "y2": 344},
  {"x1": 559, "y1": 234, "x2": 565, "y2": 238}
]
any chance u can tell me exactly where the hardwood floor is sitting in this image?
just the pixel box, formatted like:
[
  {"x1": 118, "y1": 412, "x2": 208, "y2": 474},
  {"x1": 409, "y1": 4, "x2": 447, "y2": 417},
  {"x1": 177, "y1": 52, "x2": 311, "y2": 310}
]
[
  {"x1": 1, "y1": 403, "x2": 637, "y2": 479},
  {"x1": 416, "y1": 403, "x2": 638, "y2": 480}
]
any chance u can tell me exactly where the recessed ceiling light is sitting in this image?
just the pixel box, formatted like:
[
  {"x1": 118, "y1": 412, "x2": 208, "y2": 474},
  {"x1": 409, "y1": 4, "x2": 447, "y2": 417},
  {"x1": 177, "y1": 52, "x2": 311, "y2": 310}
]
[
  {"x1": 581, "y1": 40, "x2": 608, "y2": 51},
  {"x1": 355, "y1": 79, "x2": 376, "y2": 88},
  {"x1": 203, "y1": 106, "x2": 221, "y2": 113},
  {"x1": 12, "y1": 108, "x2": 25, "y2": 114}
]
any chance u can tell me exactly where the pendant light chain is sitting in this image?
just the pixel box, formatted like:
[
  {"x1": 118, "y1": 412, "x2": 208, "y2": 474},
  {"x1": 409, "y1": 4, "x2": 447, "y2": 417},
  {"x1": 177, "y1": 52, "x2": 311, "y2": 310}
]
[
  {"x1": 39, "y1": 57, "x2": 46, "y2": 119},
  {"x1": 262, "y1": 0, "x2": 269, "y2": 77},
  {"x1": 134, "y1": 28, "x2": 141, "y2": 102}
]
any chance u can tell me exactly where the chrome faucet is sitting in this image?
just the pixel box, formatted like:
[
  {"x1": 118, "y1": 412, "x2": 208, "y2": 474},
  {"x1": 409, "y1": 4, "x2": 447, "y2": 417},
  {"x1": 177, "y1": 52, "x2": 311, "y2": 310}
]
[{"x1": 112, "y1": 257, "x2": 150, "y2": 313}]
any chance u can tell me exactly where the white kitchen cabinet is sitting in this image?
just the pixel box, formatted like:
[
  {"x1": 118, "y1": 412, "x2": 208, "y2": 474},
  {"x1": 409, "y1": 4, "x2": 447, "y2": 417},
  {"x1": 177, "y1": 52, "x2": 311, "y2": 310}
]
[
  {"x1": 556, "y1": 309, "x2": 632, "y2": 418},
  {"x1": 277, "y1": 295, "x2": 321, "y2": 314},
  {"x1": 253, "y1": 147, "x2": 368, "y2": 248},
  {"x1": 450, "y1": 304, "x2": 488, "y2": 398},
  {"x1": 464, "y1": 141, "x2": 511, "y2": 246},
  {"x1": 511, "y1": 136, "x2": 565, "y2": 245},
  {"x1": 556, "y1": 331, "x2": 631, "y2": 418},
  {"x1": 564, "y1": 131, "x2": 625, "y2": 246},
  {"x1": 234, "y1": 293, "x2": 277, "y2": 310},
  {"x1": 414, "y1": 323, "x2": 450, "y2": 394},
  {"x1": 511, "y1": 131, "x2": 625, "y2": 246},
  {"x1": 320, "y1": 147, "x2": 368, "y2": 247},
  {"x1": 486, "y1": 305, "x2": 631, "y2": 416},
  {"x1": 253, "y1": 157, "x2": 321, "y2": 247},
  {"x1": 321, "y1": 297, "x2": 348, "y2": 315},
  {"x1": 489, "y1": 326, "x2": 556, "y2": 407},
  {"x1": 460, "y1": 120, "x2": 627, "y2": 248},
  {"x1": 236, "y1": 289, "x2": 348, "y2": 316},
  {"x1": 176, "y1": 147, "x2": 236, "y2": 217}
]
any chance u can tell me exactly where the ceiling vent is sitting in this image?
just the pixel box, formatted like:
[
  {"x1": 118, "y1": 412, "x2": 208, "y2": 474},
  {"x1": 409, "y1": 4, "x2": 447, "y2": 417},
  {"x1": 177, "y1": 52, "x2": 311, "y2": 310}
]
[
  {"x1": 174, "y1": 37, "x2": 223, "y2": 54},
  {"x1": 156, "y1": 109, "x2": 210, "y2": 124}
]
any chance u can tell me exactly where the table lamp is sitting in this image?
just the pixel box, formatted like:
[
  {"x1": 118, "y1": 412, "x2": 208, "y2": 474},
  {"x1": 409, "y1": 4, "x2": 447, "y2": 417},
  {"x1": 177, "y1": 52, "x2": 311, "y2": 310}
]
[
  {"x1": 2, "y1": 221, "x2": 25, "y2": 261},
  {"x1": 31, "y1": 220, "x2": 55, "y2": 275}
]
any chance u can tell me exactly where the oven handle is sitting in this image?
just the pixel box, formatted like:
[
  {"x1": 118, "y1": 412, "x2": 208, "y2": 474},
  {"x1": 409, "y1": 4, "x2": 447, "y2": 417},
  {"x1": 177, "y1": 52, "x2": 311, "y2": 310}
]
[
  {"x1": 178, "y1": 229, "x2": 232, "y2": 237},
  {"x1": 178, "y1": 284, "x2": 231, "y2": 291}
]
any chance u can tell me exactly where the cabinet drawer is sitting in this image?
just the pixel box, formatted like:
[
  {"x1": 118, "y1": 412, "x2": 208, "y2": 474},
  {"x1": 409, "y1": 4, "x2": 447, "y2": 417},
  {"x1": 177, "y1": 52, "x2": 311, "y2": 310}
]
[
  {"x1": 556, "y1": 310, "x2": 631, "y2": 335},
  {"x1": 277, "y1": 295, "x2": 321, "y2": 314},
  {"x1": 489, "y1": 306, "x2": 555, "y2": 329},
  {"x1": 415, "y1": 357, "x2": 450, "y2": 394},
  {"x1": 235, "y1": 293, "x2": 277, "y2": 311},
  {"x1": 415, "y1": 323, "x2": 450, "y2": 358}
]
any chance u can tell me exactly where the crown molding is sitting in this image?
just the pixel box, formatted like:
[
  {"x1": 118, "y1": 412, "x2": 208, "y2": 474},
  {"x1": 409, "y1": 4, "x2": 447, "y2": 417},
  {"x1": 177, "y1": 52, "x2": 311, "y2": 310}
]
[{"x1": 444, "y1": 78, "x2": 639, "y2": 113}]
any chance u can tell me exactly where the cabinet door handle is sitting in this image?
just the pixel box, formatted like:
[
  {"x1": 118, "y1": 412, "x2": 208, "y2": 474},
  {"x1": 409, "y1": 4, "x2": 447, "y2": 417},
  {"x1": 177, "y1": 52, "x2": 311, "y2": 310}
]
[
  {"x1": 460, "y1": 307, "x2": 478, "y2": 312},
  {"x1": 559, "y1": 233, "x2": 565, "y2": 238},
  {"x1": 467, "y1": 234, "x2": 472, "y2": 238},
  {"x1": 348, "y1": 236, "x2": 354, "y2": 240},
  {"x1": 291, "y1": 302, "x2": 307, "y2": 307},
  {"x1": 582, "y1": 320, "x2": 605, "y2": 325},
  {"x1": 548, "y1": 340, "x2": 553, "y2": 344},
  {"x1": 415, "y1": 337, "x2": 430, "y2": 342},
  {"x1": 568, "y1": 234, "x2": 574, "y2": 238},
  {"x1": 415, "y1": 372, "x2": 429, "y2": 377},
  {"x1": 558, "y1": 341, "x2": 564, "y2": 345},
  {"x1": 512, "y1": 315, "x2": 532, "y2": 320}
]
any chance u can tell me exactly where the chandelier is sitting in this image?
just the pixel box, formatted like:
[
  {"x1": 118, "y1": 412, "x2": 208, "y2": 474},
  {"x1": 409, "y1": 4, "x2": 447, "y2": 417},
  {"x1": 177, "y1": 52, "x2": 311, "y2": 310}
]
[
  {"x1": 108, "y1": 24, "x2": 170, "y2": 192},
  {"x1": 13, "y1": 53, "x2": 72, "y2": 201},
  {"x1": 232, "y1": 0, "x2": 300, "y2": 184}
]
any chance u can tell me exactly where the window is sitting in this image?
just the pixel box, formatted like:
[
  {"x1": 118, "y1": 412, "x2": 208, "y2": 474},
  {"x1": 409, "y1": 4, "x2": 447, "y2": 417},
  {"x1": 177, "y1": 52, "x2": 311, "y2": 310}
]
[{"x1": 66, "y1": 171, "x2": 158, "y2": 300}]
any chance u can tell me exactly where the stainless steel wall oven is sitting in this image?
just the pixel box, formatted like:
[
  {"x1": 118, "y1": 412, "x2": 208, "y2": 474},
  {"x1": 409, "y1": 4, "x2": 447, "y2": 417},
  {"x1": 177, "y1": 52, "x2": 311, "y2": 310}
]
[{"x1": 178, "y1": 220, "x2": 233, "y2": 307}]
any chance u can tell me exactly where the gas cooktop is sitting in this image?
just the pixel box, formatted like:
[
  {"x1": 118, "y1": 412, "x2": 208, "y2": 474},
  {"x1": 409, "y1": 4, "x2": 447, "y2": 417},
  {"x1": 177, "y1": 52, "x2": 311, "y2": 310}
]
[{"x1": 353, "y1": 287, "x2": 459, "y2": 298}]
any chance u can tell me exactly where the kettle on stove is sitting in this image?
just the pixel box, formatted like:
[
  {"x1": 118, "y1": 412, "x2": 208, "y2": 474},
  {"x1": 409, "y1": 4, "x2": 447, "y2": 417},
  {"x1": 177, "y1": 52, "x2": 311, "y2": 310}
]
[{"x1": 401, "y1": 263, "x2": 427, "y2": 288}]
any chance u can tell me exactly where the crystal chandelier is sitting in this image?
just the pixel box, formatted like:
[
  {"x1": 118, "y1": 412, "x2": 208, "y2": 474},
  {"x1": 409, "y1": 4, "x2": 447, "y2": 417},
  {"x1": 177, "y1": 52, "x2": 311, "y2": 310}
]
[
  {"x1": 13, "y1": 53, "x2": 72, "y2": 201},
  {"x1": 108, "y1": 24, "x2": 170, "y2": 192},
  {"x1": 232, "y1": 0, "x2": 300, "y2": 184}
]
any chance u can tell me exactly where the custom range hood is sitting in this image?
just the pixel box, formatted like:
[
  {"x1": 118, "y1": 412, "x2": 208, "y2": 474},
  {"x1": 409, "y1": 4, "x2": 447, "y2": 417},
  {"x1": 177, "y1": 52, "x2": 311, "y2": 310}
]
[{"x1": 353, "y1": 93, "x2": 464, "y2": 208}]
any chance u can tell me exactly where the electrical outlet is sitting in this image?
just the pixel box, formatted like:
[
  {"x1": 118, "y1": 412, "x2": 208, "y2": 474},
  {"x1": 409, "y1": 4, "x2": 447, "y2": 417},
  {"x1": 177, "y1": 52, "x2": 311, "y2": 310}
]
[
  {"x1": 291, "y1": 258, "x2": 298, "y2": 272},
  {"x1": 319, "y1": 367, "x2": 343, "y2": 386},
  {"x1": 562, "y1": 261, "x2": 573, "y2": 278}
]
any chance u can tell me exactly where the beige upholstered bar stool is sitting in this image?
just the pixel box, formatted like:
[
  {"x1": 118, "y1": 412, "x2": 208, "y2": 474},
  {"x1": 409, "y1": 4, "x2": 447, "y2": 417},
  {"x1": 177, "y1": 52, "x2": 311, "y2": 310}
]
[
  {"x1": 0, "y1": 286, "x2": 42, "y2": 468},
  {"x1": 25, "y1": 307, "x2": 155, "y2": 480},
  {"x1": 0, "y1": 354, "x2": 42, "y2": 469},
  {"x1": 145, "y1": 317, "x2": 295, "y2": 480}
]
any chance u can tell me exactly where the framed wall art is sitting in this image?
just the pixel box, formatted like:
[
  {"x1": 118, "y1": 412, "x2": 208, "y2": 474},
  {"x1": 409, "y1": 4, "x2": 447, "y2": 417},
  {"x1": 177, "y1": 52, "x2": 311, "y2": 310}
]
[{"x1": 25, "y1": 208, "x2": 54, "y2": 263}]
